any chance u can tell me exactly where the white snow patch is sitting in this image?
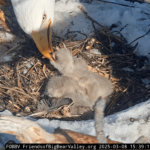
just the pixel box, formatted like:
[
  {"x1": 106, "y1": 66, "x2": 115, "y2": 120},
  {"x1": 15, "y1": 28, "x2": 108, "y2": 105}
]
[
  {"x1": 23, "y1": 60, "x2": 34, "y2": 68},
  {"x1": 5, "y1": 33, "x2": 14, "y2": 41},
  {"x1": 3, "y1": 55, "x2": 11, "y2": 61},
  {"x1": 54, "y1": 0, "x2": 150, "y2": 57},
  {"x1": 104, "y1": 99, "x2": 150, "y2": 143},
  {"x1": 37, "y1": 119, "x2": 95, "y2": 136},
  {"x1": 0, "y1": 110, "x2": 13, "y2": 116}
]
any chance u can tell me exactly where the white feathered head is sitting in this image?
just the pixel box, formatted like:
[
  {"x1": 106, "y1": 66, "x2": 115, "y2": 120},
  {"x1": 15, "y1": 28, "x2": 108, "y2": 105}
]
[{"x1": 11, "y1": 0, "x2": 55, "y2": 61}]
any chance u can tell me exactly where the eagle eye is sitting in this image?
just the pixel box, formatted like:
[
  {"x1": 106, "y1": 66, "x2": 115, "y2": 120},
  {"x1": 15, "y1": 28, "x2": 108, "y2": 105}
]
[{"x1": 42, "y1": 14, "x2": 47, "y2": 23}]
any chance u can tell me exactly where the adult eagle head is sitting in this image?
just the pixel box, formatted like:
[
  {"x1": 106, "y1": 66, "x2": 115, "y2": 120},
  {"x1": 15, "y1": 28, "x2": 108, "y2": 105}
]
[{"x1": 11, "y1": 0, "x2": 55, "y2": 61}]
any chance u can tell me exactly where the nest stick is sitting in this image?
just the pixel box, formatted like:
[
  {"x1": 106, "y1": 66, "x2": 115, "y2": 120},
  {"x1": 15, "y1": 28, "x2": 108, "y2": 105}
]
[{"x1": 0, "y1": 44, "x2": 20, "y2": 61}]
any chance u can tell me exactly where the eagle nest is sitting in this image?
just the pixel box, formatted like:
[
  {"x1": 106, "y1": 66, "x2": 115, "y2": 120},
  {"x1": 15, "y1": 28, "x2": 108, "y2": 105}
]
[{"x1": 0, "y1": 20, "x2": 149, "y2": 120}]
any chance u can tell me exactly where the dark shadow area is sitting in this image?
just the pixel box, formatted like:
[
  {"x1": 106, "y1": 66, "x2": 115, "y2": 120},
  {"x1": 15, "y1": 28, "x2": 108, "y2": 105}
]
[
  {"x1": 0, "y1": 133, "x2": 20, "y2": 146},
  {"x1": 54, "y1": 127, "x2": 74, "y2": 143},
  {"x1": 2, "y1": 0, "x2": 25, "y2": 36}
]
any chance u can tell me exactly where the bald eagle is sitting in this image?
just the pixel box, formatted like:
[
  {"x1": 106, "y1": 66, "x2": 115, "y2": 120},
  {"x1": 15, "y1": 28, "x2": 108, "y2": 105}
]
[{"x1": 11, "y1": 0, "x2": 55, "y2": 61}]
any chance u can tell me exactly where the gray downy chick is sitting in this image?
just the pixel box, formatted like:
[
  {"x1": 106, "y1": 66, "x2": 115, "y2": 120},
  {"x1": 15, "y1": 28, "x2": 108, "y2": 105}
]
[
  {"x1": 51, "y1": 49, "x2": 87, "y2": 77},
  {"x1": 51, "y1": 48, "x2": 113, "y2": 104},
  {"x1": 50, "y1": 49, "x2": 113, "y2": 140},
  {"x1": 44, "y1": 76, "x2": 92, "y2": 114}
]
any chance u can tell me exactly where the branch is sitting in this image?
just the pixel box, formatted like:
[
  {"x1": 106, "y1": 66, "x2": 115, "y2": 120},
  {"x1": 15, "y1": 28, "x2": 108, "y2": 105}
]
[
  {"x1": 125, "y1": 0, "x2": 150, "y2": 4},
  {"x1": 0, "y1": 115, "x2": 121, "y2": 144}
]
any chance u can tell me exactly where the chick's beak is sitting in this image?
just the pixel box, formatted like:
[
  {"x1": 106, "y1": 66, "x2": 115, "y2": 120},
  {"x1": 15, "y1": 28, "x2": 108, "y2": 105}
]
[{"x1": 31, "y1": 19, "x2": 54, "y2": 61}]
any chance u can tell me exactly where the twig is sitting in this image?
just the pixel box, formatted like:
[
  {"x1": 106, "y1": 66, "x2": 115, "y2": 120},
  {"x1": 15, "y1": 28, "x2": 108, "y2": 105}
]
[
  {"x1": 36, "y1": 82, "x2": 44, "y2": 93},
  {"x1": 63, "y1": 34, "x2": 77, "y2": 43},
  {"x1": 96, "y1": 0, "x2": 134, "y2": 8},
  {"x1": 83, "y1": 51, "x2": 134, "y2": 58},
  {"x1": 97, "y1": 40, "x2": 112, "y2": 53},
  {"x1": 25, "y1": 62, "x2": 41, "y2": 77},
  {"x1": 65, "y1": 31, "x2": 87, "y2": 39},
  {"x1": 112, "y1": 31, "x2": 127, "y2": 43},
  {"x1": 29, "y1": 111, "x2": 48, "y2": 117},
  {"x1": 80, "y1": 38, "x2": 90, "y2": 52},
  {"x1": 78, "y1": 5, "x2": 122, "y2": 42},
  {"x1": 10, "y1": 91, "x2": 14, "y2": 108},
  {"x1": 43, "y1": 64, "x2": 48, "y2": 78},
  {"x1": 124, "y1": 0, "x2": 150, "y2": 4},
  {"x1": 0, "y1": 85, "x2": 34, "y2": 99},
  {"x1": 78, "y1": 5, "x2": 105, "y2": 29},
  {"x1": 16, "y1": 62, "x2": 23, "y2": 90},
  {"x1": 129, "y1": 29, "x2": 150, "y2": 45},
  {"x1": 63, "y1": 43, "x2": 68, "y2": 51},
  {"x1": 29, "y1": 106, "x2": 63, "y2": 117},
  {"x1": 0, "y1": 88, "x2": 10, "y2": 96},
  {"x1": 107, "y1": 36, "x2": 112, "y2": 51},
  {"x1": 19, "y1": 73, "x2": 37, "y2": 85},
  {"x1": 120, "y1": 24, "x2": 128, "y2": 32},
  {"x1": 0, "y1": 44, "x2": 20, "y2": 60}
]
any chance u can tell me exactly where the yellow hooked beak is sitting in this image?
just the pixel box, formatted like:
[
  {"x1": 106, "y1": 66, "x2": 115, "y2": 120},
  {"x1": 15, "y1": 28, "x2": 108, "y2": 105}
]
[{"x1": 31, "y1": 19, "x2": 54, "y2": 61}]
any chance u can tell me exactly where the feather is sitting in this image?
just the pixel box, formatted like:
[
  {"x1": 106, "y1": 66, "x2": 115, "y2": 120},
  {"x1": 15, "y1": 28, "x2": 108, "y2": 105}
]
[
  {"x1": 48, "y1": 48, "x2": 113, "y2": 115},
  {"x1": 11, "y1": 0, "x2": 55, "y2": 35},
  {"x1": 51, "y1": 48, "x2": 113, "y2": 101},
  {"x1": 45, "y1": 76, "x2": 92, "y2": 115}
]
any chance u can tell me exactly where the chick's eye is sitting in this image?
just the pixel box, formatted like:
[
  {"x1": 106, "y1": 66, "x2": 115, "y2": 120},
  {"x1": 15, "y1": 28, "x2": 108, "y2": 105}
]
[{"x1": 42, "y1": 14, "x2": 47, "y2": 23}]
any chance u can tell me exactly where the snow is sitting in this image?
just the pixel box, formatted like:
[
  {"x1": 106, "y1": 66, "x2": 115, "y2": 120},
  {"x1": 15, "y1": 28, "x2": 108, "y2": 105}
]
[
  {"x1": 1, "y1": 98, "x2": 150, "y2": 145},
  {"x1": 104, "y1": 99, "x2": 150, "y2": 143},
  {"x1": 36, "y1": 119, "x2": 96, "y2": 136},
  {"x1": 53, "y1": 0, "x2": 150, "y2": 57},
  {"x1": 5, "y1": 33, "x2": 14, "y2": 41},
  {"x1": 3, "y1": 55, "x2": 11, "y2": 61},
  {"x1": 0, "y1": 110, "x2": 12, "y2": 116},
  {"x1": 1, "y1": 0, "x2": 150, "y2": 145},
  {"x1": 35, "y1": 98, "x2": 150, "y2": 143}
]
